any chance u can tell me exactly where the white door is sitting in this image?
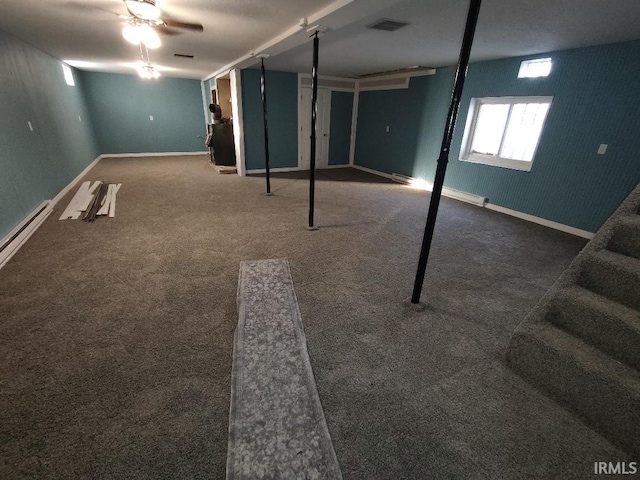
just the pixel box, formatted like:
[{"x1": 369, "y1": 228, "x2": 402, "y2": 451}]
[{"x1": 299, "y1": 87, "x2": 331, "y2": 170}]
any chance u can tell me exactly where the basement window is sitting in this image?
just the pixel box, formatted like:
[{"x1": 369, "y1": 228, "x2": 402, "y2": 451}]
[
  {"x1": 460, "y1": 96, "x2": 553, "y2": 171},
  {"x1": 62, "y1": 64, "x2": 75, "y2": 86},
  {"x1": 518, "y1": 58, "x2": 552, "y2": 78}
]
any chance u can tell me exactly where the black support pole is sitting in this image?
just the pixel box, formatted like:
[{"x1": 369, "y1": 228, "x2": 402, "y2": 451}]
[
  {"x1": 308, "y1": 31, "x2": 319, "y2": 230},
  {"x1": 260, "y1": 58, "x2": 271, "y2": 195},
  {"x1": 411, "y1": 0, "x2": 482, "y2": 304}
]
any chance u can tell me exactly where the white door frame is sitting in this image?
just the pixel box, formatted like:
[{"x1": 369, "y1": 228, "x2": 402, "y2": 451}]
[
  {"x1": 229, "y1": 69, "x2": 246, "y2": 176},
  {"x1": 298, "y1": 80, "x2": 331, "y2": 170}
]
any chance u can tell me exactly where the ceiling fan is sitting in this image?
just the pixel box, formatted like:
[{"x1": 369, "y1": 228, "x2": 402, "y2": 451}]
[
  {"x1": 123, "y1": 0, "x2": 204, "y2": 34},
  {"x1": 121, "y1": 0, "x2": 203, "y2": 47}
]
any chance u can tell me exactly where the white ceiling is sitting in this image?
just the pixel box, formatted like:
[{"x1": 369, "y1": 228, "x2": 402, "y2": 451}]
[{"x1": 1, "y1": 0, "x2": 640, "y2": 80}]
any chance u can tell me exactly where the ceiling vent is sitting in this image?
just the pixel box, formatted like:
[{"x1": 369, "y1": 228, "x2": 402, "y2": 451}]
[
  {"x1": 367, "y1": 18, "x2": 410, "y2": 32},
  {"x1": 174, "y1": 53, "x2": 194, "y2": 59}
]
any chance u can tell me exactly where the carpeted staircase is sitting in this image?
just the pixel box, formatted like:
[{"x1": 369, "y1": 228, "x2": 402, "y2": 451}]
[{"x1": 507, "y1": 184, "x2": 640, "y2": 455}]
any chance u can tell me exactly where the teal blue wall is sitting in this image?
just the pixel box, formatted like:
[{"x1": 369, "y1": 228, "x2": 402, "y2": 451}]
[
  {"x1": 241, "y1": 69, "x2": 298, "y2": 170},
  {"x1": 355, "y1": 76, "x2": 446, "y2": 176},
  {"x1": 81, "y1": 72, "x2": 206, "y2": 154},
  {"x1": 0, "y1": 29, "x2": 99, "y2": 239},
  {"x1": 329, "y1": 91, "x2": 353, "y2": 165},
  {"x1": 354, "y1": 40, "x2": 640, "y2": 233}
]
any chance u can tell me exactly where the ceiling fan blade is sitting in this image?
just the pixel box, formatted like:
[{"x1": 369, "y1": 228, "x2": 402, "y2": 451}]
[
  {"x1": 156, "y1": 26, "x2": 183, "y2": 36},
  {"x1": 60, "y1": 0, "x2": 125, "y2": 17},
  {"x1": 161, "y1": 19, "x2": 204, "y2": 32}
]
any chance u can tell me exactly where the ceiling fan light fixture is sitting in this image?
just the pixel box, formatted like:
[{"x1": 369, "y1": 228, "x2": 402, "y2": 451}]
[
  {"x1": 122, "y1": 24, "x2": 141, "y2": 45},
  {"x1": 139, "y1": 24, "x2": 161, "y2": 49},
  {"x1": 122, "y1": 23, "x2": 161, "y2": 49},
  {"x1": 125, "y1": 0, "x2": 161, "y2": 21}
]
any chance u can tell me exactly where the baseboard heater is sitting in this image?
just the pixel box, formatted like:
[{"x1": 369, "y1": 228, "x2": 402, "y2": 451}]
[
  {"x1": 391, "y1": 173, "x2": 486, "y2": 207},
  {"x1": 0, "y1": 201, "x2": 52, "y2": 269}
]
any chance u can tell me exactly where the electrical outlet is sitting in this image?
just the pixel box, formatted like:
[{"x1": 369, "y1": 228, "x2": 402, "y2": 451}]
[
  {"x1": 149, "y1": 115, "x2": 154, "y2": 121},
  {"x1": 597, "y1": 144, "x2": 607, "y2": 155}
]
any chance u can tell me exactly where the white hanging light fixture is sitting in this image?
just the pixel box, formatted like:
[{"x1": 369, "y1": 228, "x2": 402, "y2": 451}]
[
  {"x1": 122, "y1": 23, "x2": 161, "y2": 49},
  {"x1": 137, "y1": 64, "x2": 160, "y2": 80}
]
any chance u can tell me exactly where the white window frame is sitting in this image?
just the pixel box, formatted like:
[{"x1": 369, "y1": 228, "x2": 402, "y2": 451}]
[{"x1": 459, "y1": 96, "x2": 553, "y2": 172}]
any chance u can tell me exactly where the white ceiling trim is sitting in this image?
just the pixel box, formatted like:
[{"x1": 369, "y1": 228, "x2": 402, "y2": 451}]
[{"x1": 204, "y1": 0, "x2": 404, "y2": 81}]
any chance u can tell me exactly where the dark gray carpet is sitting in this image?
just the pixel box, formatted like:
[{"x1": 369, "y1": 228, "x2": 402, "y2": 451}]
[
  {"x1": 229, "y1": 259, "x2": 341, "y2": 479},
  {"x1": 0, "y1": 156, "x2": 630, "y2": 479},
  {"x1": 508, "y1": 184, "x2": 640, "y2": 455}
]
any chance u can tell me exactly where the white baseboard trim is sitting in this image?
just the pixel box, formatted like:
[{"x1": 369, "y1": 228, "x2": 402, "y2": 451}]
[
  {"x1": 100, "y1": 151, "x2": 209, "y2": 158},
  {"x1": 390, "y1": 173, "x2": 487, "y2": 207},
  {"x1": 1, "y1": 154, "x2": 103, "y2": 270},
  {"x1": 352, "y1": 164, "x2": 394, "y2": 180},
  {"x1": 246, "y1": 166, "x2": 302, "y2": 174},
  {"x1": 322, "y1": 164, "x2": 351, "y2": 169},
  {"x1": 0, "y1": 201, "x2": 52, "y2": 269},
  {"x1": 353, "y1": 164, "x2": 594, "y2": 239},
  {"x1": 247, "y1": 165, "x2": 350, "y2": 175},
  {"x1": 442, "y1": 188, "x2": 486, "y2": 207},
  {"x1": 485, "y1": 203, "x2": 594, "y2": 239},
  {"x1": 51, "y1": 155, "x2": 102, "y2": 207}
]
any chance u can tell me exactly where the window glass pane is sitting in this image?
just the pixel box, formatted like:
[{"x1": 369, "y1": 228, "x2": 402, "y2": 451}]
[
  {"x1": 518, "y1": 58, "x2": 552, "y2": 78},
  {"x1": 62, "y1": 64, "x2": 75, "y2": 86},
  {"x1": 470, "y1": 103, "x2": 509, "y2": 156},
  {"x1": 500, "y1": 102, "x2": 550, "y2": 161}
]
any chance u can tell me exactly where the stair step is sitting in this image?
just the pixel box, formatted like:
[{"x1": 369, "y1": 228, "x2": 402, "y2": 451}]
[
  {"x1": 578, "y1": 249, "x2": 640, "y2": 311},
  {"x1": 507, "y1": 323, "x2": 640, "y2": 454},
  {"x1": 607, "y1": 215, "x2": 640, "y2": 260},
  {"x1": 548, "y1": 286, "x2": 640, "y2": 371}
]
